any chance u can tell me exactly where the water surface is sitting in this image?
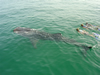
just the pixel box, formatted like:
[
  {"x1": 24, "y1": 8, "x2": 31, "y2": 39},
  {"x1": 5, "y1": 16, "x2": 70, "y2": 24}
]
[{"x1": 0, "y1": 0, "x2": 100, "y2": 75}]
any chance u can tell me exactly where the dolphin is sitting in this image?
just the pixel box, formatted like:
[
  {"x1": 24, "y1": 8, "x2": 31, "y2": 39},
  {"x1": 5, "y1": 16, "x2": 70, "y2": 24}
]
[{"x1": 13, "y1": 27, "x2": 92, "y2": 51}]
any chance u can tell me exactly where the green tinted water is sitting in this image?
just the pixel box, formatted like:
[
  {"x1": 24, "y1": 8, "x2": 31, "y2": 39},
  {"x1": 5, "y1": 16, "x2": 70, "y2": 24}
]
[{"x1": 0, "y1": 0, "x2": 100, "y2": 75}]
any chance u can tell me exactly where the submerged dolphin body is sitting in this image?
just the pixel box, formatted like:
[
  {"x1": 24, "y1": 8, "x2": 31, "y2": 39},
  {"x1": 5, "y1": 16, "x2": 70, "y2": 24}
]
[{"x1": 13, "y1": 27, "x2": 92, "y2": 51}]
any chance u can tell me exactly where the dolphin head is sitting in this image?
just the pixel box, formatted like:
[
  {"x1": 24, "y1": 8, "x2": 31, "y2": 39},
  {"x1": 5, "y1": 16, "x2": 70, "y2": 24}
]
[{"x1": 13, "y1": 27, "x2": 36, "y2": 37}]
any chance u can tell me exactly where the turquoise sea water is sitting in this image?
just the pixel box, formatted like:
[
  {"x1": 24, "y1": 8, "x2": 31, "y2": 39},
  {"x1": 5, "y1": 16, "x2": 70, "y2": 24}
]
[{"x1": 0, "y1": 0, "x2": 100, "y2": 75}]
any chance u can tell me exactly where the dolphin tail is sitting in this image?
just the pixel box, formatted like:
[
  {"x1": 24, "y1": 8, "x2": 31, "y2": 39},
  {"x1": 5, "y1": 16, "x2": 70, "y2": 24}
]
[
  {"x1": 88, "y1": 46, "x2": 92, "y2": 49},
  {"x1": 81, "y1": 45, "x2": 92, "y2": 51},
  {"x1": 61, "y1": 37, "x2": 92, "y2": 51},
  {"x1": 80, "y1": 45, "x2": 92, "y2": 57}
]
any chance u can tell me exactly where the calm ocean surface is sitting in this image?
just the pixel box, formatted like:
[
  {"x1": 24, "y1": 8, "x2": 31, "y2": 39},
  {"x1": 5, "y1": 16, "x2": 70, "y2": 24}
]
[{"x1": 0, "y1": 0, "x2": 100, "y2": 75}]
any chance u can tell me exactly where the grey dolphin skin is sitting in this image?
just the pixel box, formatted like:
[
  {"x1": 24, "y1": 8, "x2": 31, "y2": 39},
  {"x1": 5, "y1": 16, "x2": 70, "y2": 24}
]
[{"x1": 13, "y1": 27, "x2": 92, "y2": 51}]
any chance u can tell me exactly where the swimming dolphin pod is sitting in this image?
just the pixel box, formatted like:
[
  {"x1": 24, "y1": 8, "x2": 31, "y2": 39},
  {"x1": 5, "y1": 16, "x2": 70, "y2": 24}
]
[{"x1": 13, "y1": 27, "x2": 92, "y2": 51}]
